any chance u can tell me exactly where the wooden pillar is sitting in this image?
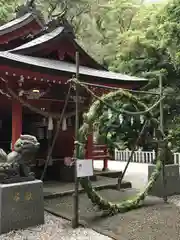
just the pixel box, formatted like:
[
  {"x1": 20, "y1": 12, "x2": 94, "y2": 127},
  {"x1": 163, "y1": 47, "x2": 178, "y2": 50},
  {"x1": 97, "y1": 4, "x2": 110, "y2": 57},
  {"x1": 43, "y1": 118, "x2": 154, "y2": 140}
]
[
  {"x1": 85, "y1": 133, "x2": 93, "y2": 161},
  {"x1": 12, "y1": 100, "x2": 22, "y2": 150}
]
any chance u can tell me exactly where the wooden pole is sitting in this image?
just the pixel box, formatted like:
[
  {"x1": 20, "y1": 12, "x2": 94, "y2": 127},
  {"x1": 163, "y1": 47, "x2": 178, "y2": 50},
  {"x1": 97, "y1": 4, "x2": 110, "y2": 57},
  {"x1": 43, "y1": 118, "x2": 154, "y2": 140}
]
[
  {"x1": 72, "y1": 51, "x2": 80, "y2": 228},
  {"x1": 159, "y1": 75, "x2": 167, "y2": 203},
  {"x1": 159, "y1": 75, "x2": 163, "y2": 134}
]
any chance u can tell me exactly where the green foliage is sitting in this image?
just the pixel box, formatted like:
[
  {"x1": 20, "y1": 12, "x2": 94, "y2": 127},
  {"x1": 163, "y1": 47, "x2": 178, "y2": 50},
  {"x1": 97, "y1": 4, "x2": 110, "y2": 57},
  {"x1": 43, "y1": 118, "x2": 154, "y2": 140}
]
[
  {"x1": 168, "y1": 117, "x2": 180, "y2": 152},
  {"x1": 156, "y1": 0, "x2": 180, "y2": 69},
  {"x1": 98, "y1": 0, "x2": 180, "y2": 150},
  {"x1": 0, "y1": 0, "x2": 17, "y2": 23}
]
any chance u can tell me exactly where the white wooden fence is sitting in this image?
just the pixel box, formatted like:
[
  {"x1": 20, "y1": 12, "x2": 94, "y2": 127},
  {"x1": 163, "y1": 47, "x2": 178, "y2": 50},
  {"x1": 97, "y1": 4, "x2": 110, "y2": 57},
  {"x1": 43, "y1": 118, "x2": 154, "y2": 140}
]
[{"x1": 115, "y1": 148, "x2": 180, "y2": 165}]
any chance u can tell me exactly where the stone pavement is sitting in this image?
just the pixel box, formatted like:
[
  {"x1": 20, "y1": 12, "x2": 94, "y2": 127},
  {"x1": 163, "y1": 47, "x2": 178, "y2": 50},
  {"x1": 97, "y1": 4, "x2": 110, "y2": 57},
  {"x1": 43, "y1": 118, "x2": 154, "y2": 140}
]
[{"x1": 94, "y1": 160, "x2": 148, "y2": 189}]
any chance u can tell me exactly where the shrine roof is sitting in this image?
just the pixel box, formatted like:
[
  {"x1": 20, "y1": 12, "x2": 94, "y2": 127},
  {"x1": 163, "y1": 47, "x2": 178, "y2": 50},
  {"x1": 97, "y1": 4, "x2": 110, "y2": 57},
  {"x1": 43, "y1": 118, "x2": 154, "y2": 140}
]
[
  {"x1": 0, "y1": 13, "x2": 41, "y2": 35},
  {"x1": 0, "y1": 51, "x2": 148, "y2": 83},
  {"x1": 10, "y1": 25, "x2": 106, "y2": 70},
  {"x1": 10, "y1": 26, "x2": 65, "y2": 52}
]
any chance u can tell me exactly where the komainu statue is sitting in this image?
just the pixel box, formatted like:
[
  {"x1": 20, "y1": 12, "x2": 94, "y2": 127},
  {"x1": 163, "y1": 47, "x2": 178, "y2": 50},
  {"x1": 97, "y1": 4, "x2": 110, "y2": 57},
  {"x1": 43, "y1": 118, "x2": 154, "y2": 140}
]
[{"x1": 0, "y1": 135, "x2": 40, "y2": 183}]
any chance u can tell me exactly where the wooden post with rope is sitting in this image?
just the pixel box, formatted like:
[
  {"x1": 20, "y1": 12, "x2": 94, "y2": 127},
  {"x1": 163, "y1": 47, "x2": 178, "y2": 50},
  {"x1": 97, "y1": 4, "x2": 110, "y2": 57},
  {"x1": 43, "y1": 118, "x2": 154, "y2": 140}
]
[
  {"x1": 72, "y1": 51, "x2": 80, "y2": 228},
  {"x1": 159, "y1": 74, "x2": 168, "y2": 203}
]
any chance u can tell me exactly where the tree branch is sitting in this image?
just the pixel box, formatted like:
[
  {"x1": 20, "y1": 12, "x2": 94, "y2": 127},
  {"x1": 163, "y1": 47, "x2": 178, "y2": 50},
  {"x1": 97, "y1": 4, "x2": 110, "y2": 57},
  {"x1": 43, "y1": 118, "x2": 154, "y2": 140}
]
[
  {"x1": 26, "y1": 0, "x2": 36, "y2": 7},
  {"x1": 48, "y1": 0, "x2": 67, "y2": 19},
  {"x1": 126, "y1": 0, "x2": 145, "y2": 31}
]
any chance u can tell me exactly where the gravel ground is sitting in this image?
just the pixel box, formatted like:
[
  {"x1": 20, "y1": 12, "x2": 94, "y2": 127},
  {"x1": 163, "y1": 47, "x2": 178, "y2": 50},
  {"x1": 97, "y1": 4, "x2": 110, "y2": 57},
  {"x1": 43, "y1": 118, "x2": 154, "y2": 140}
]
[
  {"x1": 169, "y1": 195, "x2": 180, "y2": 206},
  {"x1": 44, "y1": 190, "x2": 180, "y2": 240},
  {"x1": 1, "y1": 195, "x2": 180, "y2": 240},
  {"x1": 0, "y1": 212, "x2": 112, "y2": 240}
]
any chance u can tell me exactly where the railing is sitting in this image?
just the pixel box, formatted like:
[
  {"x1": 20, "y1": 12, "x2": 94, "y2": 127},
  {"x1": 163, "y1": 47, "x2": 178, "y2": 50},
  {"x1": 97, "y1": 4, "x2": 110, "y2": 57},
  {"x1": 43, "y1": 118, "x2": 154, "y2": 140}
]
[
  {"x1": 115, "y1": 148, "x2": 180, "y2": 164},
  {"x1": 92, "y1": 144, "x2": 109, "y2": 171},
  {"x1": 173, "y1": 152, "x2": 180, "y2": 165}
]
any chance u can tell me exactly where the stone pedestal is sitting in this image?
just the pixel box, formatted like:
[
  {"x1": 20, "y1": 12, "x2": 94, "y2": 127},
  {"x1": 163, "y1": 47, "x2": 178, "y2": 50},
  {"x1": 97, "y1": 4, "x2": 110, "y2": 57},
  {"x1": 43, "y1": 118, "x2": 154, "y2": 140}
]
[
  {"x1": 0, "y1": 180, "x2": 44, "y2": 234},
  {"x1": 148, "y1": 164, "x2": 180, "y2": 197}
]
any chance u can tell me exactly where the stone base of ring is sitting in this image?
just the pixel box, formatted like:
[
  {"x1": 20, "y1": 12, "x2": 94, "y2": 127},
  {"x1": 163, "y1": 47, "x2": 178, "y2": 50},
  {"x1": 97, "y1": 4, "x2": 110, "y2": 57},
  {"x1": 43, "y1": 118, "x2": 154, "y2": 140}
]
[
  {"x1": 148, "y1": 164, "x2": 180, "y2": 197},
  {"x1": 0, "y1": 180, "x2": 44, "y2": 234}
]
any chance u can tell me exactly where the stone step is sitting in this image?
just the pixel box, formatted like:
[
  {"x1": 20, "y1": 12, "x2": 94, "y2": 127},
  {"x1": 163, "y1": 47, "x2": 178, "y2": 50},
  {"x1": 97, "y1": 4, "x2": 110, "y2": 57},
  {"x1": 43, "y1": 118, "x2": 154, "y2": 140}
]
[{"x1": 94, "y1": 170, "x2": 122, "y2": 178}]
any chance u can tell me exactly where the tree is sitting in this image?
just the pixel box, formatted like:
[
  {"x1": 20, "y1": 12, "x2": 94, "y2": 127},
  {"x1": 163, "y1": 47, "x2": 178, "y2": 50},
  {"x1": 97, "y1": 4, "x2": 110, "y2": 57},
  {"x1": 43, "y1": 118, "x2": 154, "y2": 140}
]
[
  {"x1": 0, "y1": 0, "x2": 20, "y2": 23},
  {"x1": 155, "y1": 0, "x2": 180, "y2": 70}
]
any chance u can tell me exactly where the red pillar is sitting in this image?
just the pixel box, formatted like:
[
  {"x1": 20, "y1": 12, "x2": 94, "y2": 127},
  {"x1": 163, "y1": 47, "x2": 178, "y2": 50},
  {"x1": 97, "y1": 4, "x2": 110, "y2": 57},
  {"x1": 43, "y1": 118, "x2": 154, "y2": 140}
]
[
  {"x1": 85, "y1": 134, "x2": 93, "y2": 159},
  {"x1": 85, "y1": 132, "x2": 94, "y2": 169},
  {"x1": 12, "y1": 100, "x2": 22, "y2": 150}
]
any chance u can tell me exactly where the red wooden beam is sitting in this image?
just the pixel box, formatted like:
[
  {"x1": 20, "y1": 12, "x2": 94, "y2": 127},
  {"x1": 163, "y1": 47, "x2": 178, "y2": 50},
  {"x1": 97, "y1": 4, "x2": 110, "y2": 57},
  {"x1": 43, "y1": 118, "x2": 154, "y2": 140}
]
[{"x1": 11, "y1": 100, "x2": 22, "y2": 150}]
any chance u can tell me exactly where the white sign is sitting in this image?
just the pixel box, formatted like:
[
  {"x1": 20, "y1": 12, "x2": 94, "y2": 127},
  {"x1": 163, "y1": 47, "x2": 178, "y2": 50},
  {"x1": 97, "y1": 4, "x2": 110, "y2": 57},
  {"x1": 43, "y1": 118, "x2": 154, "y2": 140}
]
[{"x1": 76, "y1": 159, "x2": 93, "y2": 178}]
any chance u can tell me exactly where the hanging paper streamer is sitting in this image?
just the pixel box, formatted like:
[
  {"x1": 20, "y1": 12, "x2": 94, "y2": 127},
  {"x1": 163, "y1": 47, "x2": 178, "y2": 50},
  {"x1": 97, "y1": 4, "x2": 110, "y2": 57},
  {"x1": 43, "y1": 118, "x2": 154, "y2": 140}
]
[
  {"x1": 153, "y1": 128, "x2": 156, "y2": 139},
  {"x1": 119, "y1": 114, "x2": 123, "y2": 124},
  {"x1": 108, "y1": 109, "x2": 112, "y2": 119},
  {"x1": 62, "y1": 117, "x2": 67, "y2": 131},
  {"x1": 140, "y1": 115, "x2": 144, "y2": 124},
  {"x1": 131, "y1": 117, "x2": 134, "y2": 125},
  {"x1": 48, "y1": 116, "x2": 53, "y2": 131}
]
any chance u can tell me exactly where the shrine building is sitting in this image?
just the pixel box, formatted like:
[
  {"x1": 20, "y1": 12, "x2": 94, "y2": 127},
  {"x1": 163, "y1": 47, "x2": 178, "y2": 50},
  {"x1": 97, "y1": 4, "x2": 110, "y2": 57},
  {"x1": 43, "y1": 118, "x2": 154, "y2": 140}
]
[{"x1": 0, "y1": 2, "x2": 148, "y2": 180}]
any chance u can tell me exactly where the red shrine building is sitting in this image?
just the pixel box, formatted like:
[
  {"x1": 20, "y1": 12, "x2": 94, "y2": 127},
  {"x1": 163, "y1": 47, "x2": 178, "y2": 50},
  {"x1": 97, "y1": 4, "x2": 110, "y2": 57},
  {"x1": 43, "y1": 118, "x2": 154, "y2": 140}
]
[{"x1": 0, "y1": 3, "x2": 148, "y2": 180}]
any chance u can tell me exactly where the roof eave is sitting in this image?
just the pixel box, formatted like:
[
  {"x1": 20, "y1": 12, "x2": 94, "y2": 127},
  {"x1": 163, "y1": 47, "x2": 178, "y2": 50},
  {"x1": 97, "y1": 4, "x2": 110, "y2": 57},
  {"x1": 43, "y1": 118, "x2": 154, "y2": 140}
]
[
  {"x1": 9, "y1": 26, "x2": 65, "y2": 54},
  {"x1": 0, "y1": 13, "x2": 38, "y2": 36},
  {"x1": 0, "y1": 52, "x2": 148, "y2": 85}
]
